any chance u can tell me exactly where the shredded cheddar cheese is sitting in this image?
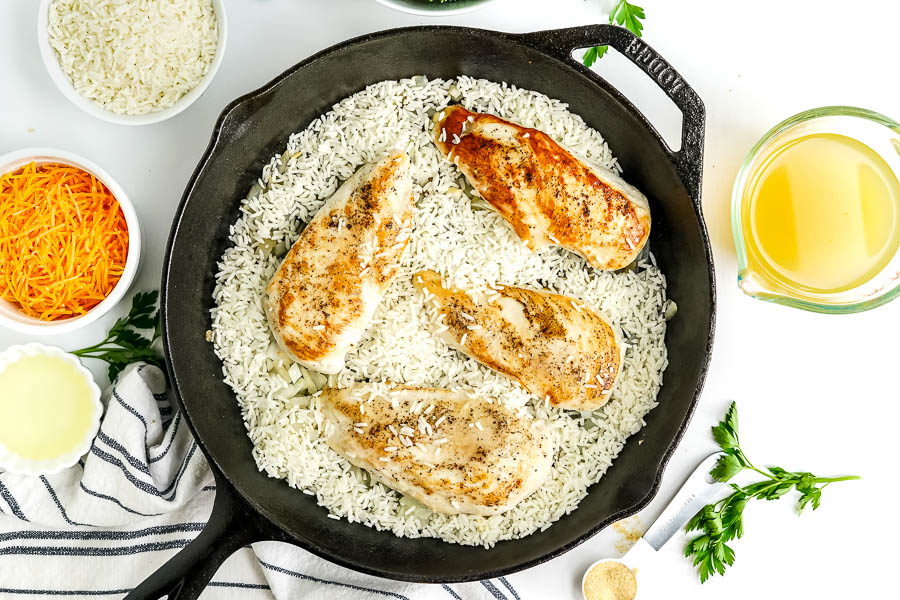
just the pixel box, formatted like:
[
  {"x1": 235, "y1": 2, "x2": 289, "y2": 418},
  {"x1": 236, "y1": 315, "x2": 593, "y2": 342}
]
[{"x1": 0, "y1": 162, "x2": 129, "y2": 321}]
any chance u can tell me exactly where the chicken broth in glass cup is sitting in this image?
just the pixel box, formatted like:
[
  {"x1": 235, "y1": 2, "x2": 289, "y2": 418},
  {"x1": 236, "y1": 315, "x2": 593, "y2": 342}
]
[{"x1": 732, "y1": 106, "x2": 900, "y2": 313}]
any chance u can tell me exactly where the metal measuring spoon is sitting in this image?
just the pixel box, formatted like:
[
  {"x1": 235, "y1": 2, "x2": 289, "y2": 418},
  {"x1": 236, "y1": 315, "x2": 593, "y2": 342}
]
[{"x1": 582, "y1": 452, "x2": 728, "y2": 599}]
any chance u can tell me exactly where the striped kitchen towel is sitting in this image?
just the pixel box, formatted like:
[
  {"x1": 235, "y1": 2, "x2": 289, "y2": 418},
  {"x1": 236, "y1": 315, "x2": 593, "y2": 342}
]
[{"x1": 0, "y1": 364, "x2": 523, "y2": 600}]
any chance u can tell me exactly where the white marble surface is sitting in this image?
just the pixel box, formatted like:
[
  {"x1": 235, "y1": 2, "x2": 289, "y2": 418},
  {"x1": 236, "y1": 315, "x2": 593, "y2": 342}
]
[{"x1": 1, "y1": 1, "x2": 898, "y2": 597}]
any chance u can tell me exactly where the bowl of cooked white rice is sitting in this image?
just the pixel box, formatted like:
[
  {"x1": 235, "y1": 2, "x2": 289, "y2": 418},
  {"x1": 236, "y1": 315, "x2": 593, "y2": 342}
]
[{"x1": 37, "y1": 0, "x2": 226, "y2": 126}]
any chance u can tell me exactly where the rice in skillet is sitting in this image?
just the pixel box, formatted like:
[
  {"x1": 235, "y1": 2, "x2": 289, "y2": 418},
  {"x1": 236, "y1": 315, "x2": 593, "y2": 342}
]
[{"x1": 211, "y1": 76, "x2": 670, "y2": 547}]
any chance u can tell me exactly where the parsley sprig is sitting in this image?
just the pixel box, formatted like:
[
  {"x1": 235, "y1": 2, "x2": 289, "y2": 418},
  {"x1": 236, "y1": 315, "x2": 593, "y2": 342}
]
[
  {"x1": 685, "y1": 402, "x2": 859, "y2": 582},
  {"x1": 583, "y1": 0, "x2": 646, "y2": 67},
  {"x1": 71, "y1": 291, "x2": 164, "y2": 382}
]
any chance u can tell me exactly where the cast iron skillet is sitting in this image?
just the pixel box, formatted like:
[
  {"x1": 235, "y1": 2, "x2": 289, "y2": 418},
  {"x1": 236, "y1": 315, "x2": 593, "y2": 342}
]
[{"x1": 129, "y1": 24, "x2": 715, "y2": 599}]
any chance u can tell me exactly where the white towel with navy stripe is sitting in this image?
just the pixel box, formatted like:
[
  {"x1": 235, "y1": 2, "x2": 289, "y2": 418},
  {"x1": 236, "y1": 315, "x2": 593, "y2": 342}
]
[{"x1": 0, "y1": 364, "x2": 524, "y2": 600}]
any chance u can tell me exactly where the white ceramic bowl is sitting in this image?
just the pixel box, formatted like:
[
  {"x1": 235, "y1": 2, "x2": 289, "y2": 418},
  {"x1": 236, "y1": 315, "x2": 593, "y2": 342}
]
[
  {"x1": 36, "y1": 0, "x2": 227, "y2": 126},
  {"x1": 0, "y1": 343, "x2": 103, "y2": 476},
  {"x1": 0, "y1": 148, "x2": 141, "y2": 335},
  {"x1": 375, "y1": 0, "x2": 498, "y2": 16}
]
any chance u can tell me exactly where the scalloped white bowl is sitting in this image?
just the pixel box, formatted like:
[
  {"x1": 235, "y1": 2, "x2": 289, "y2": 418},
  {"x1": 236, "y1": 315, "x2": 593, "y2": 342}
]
[
  {"x1": 0, "y1": 344, "x2": 102, "y2": 476},
  {"x1": 0, "y1": 148, "x2": 141, "y2": 336}
]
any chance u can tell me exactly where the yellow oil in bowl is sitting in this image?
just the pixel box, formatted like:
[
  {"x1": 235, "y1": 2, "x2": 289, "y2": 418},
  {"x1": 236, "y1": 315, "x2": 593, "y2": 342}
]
[
  {"x1": 0, "y1": 346, "x2": 100, "y2": 473},
  {"x1": 734, "y1": 107, "x2": 900, "y2": 312}
]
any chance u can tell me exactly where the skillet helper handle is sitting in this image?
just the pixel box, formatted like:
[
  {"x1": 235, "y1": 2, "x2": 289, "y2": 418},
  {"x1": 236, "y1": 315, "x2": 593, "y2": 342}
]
[
  {"x1": 516, "y1": 24, "x2": 706, "y2": 202},
  {"x1": 125, "y1": 471, "x2": 270, "y2": 600}
]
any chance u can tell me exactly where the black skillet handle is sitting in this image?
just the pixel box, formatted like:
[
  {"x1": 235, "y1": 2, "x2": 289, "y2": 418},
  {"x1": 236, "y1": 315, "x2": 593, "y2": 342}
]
[
  {"x1": 515, "y1": 24, "x2": 706, "y2": 203},
  {"x1": 125, "y1": 469, "x2": 277, "y2": 600}
]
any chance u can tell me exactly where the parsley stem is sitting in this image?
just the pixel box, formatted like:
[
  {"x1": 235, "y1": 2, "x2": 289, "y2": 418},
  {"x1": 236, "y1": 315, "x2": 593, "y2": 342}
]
[
  {"x1": 71, "y1": 338, "x2": 118, "y2": 353},
  {"x1": 72, "y1": 345, "x2": 112, "y2": 354},
  {"x1": 747, "y1": 465, "x2": 770, "y2": 479},
  {"x1": 811, "y1": 475, "x2": 860, "y2": 483}
]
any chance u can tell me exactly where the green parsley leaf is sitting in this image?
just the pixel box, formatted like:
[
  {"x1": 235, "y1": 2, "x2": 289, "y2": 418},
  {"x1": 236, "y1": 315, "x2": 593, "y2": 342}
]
[
  {"x1": 582, "y1": 45, "x2": 606, "y2": 67},
  {"x1": 71, "y1": 291, "x2": 165, "y2": 383},
  {"x1": 611, "y1": 0, "x2": 646, "y2": 36},
  {"x1": 711, "y1": 421, "x2": 739, "y2": 451},
  {"x1": 723, "y1": 401, "x2": 738, "y2": 434},
  {"x1": 582, "y1": 1, "x2": 647, "y2": 66},
  {"x1": 711, "y1": 453, "x2": 744, "y2": 482}
]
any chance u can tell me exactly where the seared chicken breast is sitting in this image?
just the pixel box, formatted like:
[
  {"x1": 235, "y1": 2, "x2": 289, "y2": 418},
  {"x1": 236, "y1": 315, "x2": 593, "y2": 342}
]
[
  {"x1": 264, "y1": 153, "x2": 414, "y2": 374},
  {"x1": 433, "y1": 105, "x2": 651, "y2": 271},
  {"x1": 320, "y1": 383, "x2": 553, "y2": 516},
  {"x1": 414, "y1": 270, "x2": 623, "y2": 411}
]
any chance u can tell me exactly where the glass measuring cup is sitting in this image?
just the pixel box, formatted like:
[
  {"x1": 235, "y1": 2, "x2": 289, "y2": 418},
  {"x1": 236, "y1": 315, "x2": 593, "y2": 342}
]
[{"x1": 732, "y1": 107, "x2": 900, "y2": 313}]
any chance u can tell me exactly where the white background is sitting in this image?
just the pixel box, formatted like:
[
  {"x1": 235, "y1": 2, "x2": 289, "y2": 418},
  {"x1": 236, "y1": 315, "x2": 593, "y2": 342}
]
[{"x1": 2, "y1": 0, "x2": 899, "y2": 598}]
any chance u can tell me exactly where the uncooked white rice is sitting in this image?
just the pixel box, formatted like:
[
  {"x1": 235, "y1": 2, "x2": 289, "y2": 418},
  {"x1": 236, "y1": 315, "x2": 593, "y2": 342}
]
[
  {"x1": 211, "y1": 76, "x2": 670, "y2": 547},
  {"x1": 47, "y1": 0, "x2": 218, "y2": 115}
]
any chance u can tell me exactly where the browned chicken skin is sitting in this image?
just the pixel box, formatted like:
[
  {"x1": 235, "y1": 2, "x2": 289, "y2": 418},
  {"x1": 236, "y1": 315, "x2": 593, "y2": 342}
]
[
  {"x1": 433, "y1": 105, "x2": 651, "y2": 271},
  {"x1": 414, "y1": 269, "x2": 623, "y2": 411}
]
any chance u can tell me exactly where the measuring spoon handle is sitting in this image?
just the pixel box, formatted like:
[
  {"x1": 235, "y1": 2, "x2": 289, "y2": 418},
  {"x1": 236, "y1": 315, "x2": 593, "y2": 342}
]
[{"x1": 642, "y1": 452, "x2": 729, "y2": 551}]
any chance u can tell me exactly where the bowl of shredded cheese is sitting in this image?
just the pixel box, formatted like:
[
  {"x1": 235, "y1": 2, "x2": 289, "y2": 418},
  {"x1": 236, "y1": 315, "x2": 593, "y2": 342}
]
[{"x1": 0, "y1": 148, "x2": 141, "y2": 335}]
